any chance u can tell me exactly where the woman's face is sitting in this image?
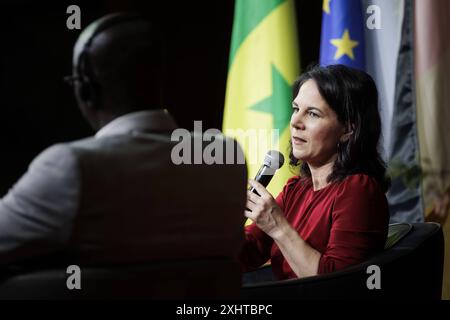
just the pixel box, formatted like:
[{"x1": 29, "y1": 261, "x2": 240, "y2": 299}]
[{"x1": 290, "y1": 79, "x2": 346, "y2": 167}]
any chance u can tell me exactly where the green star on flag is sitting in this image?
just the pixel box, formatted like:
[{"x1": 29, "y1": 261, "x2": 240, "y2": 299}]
[{"x1": 250, "y1": 64, "x2": 292, "y2": 137}]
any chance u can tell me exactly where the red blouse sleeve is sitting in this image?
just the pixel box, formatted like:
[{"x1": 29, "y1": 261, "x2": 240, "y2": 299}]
[
  {"x1": 317, "y1": 174, "x2": 389, "y2": 274},
  {"x1": 239, "y1": 176, "x2": 300, "y2": 272}
]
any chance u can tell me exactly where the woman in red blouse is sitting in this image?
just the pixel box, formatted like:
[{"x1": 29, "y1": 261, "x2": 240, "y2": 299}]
[{"x1": 241, "y1": 65, "x2": 390, "y2": 280}]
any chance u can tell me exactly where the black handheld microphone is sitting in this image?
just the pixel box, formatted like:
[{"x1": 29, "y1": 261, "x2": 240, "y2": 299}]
[{"x1": 249, "y1": 150, "x2": 285, "y2": 195}]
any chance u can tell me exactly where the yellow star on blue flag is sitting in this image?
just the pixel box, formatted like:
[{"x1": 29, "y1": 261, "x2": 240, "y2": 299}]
[
  {"x1": 320, "y1": 0, "x2": 365, "y2": 70},
  {"x1": 330, "y1": 29, "x2": 359, "y2": 60}
]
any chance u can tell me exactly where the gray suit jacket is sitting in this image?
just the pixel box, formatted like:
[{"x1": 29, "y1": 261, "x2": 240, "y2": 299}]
[{"x1": 0, "y1": 110, "x2": 247, "y2": 266}]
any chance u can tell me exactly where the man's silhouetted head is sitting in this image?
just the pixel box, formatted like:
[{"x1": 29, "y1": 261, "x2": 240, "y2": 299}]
[{"x1": 71, "y1": 13, "x2": 162, "y2": 130}]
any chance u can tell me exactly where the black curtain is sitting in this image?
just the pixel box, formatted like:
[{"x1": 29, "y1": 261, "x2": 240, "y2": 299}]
[{"x1": 0, "y1": 0, "x2": 321, "y2": 195}]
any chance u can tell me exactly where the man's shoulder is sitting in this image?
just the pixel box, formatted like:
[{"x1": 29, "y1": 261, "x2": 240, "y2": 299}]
[
  {"x1": 37, "y1": 133, "x2": 247, "y2": 178},
  {"x1": 29, "y1": 136, "x2": 101, "y2": 171},
  {"x1": 31, "y1": 142, "x2": 78, "y2": 168}
]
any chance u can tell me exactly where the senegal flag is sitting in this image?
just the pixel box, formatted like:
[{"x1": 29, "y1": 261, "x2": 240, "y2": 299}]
[{"x1": 223, "y1": 0, "x2": 300, "y2": 198}]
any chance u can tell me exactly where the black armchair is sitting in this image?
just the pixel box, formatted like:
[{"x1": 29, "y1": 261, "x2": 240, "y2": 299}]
[{"x1": 240, "y1": 222, "x2": 444, "y2": 299}]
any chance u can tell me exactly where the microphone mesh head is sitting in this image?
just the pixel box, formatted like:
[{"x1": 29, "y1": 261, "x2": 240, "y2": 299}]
[{"x1": 264, "y1": 150, "x2": 285, "y2": 169}]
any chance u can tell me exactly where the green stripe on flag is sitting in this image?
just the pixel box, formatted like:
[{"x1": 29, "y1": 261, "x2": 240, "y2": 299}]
[{"x1": 229, "y1": 0, "x2": 286, "y2": 65}]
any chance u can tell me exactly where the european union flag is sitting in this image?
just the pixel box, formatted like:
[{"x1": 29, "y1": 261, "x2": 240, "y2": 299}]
[{"x1": 320, "y1": 0, "x2": 365, "y2": 70}]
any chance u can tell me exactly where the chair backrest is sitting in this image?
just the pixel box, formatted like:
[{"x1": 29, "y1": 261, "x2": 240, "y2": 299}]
[
  {"x1": 240, "y1": 222, "x2": 444, "y2": 299},
  {"x1": 0, "y1": 258, "x2": 241, "y2": 299}
]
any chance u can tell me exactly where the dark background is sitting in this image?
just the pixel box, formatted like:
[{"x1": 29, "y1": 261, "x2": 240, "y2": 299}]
[{"x1": 0, "y1": 0, "x2": 322, "y2": 194}]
